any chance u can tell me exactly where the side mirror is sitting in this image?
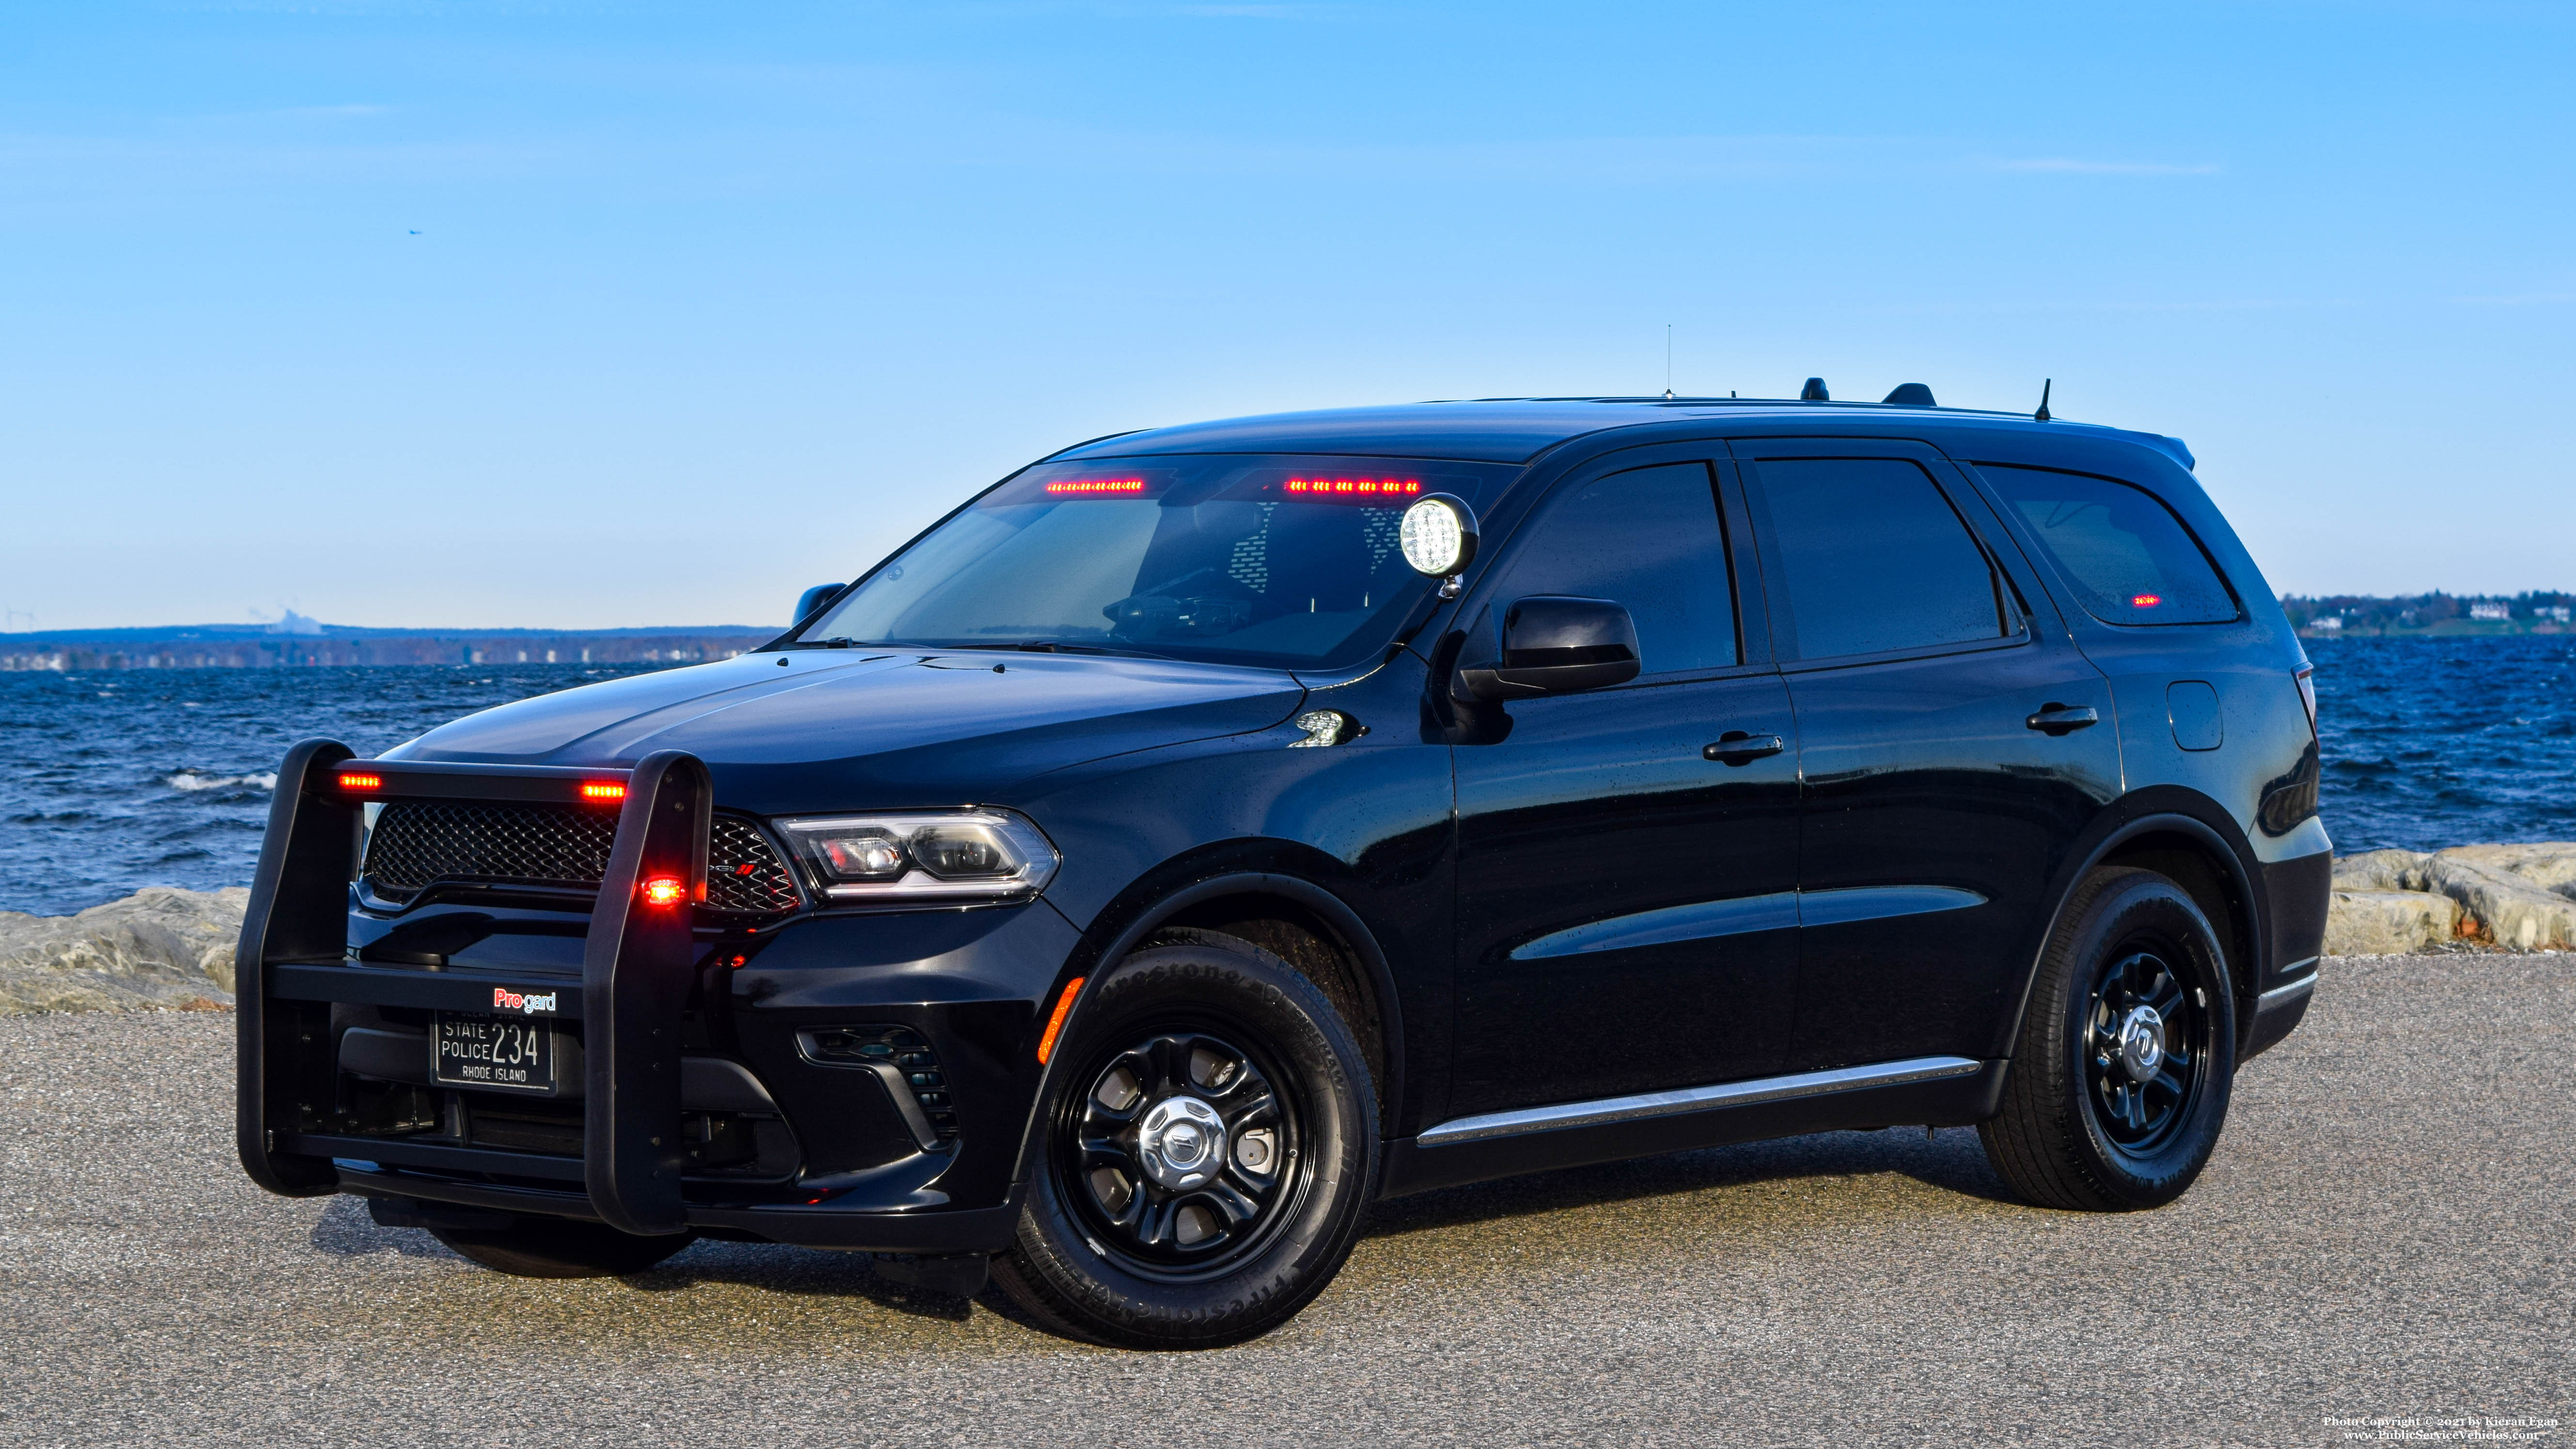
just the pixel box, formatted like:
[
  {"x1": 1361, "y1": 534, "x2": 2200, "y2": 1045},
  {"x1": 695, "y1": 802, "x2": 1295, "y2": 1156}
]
[
  {"x1": 792, "y1": 582, "x2": 845, "y2": 627},
  {"x1": 1457, "y1": 596, "x2": 1641, "y2": 701}
]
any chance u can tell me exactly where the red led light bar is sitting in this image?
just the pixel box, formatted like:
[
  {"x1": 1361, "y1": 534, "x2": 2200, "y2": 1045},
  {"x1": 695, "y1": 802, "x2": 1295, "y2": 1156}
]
[
  {"x1": 1284, "y1": 477, "x2": 1421, "y2": 497},
  {"x1": 338, "y1": 772, "x2": 381, "y2": 792},
  {"x1": 2132, "y1": 593, "x2": 2164, "y2": 608},
  {"x1": 1045, "y1": 478, "x2": 1146, "y2": 495},
  {"x1": 580, "y1": 781, "x2": 627, "y2": 803},
  {"x1": 640, "y1": 875, "x2": 687, "y2": 907}
]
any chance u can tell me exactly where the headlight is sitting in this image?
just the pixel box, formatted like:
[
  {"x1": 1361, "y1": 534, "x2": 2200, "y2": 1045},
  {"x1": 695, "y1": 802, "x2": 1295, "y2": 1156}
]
[{"x1": 777, "y1": 808, "x2": 1060, "y2": 902}]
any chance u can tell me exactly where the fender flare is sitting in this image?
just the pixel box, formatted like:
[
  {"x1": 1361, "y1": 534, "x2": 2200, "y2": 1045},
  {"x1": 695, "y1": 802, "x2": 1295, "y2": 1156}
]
[
  {"x1": 1997, "y1": 800, "x2": 2267, "y2": 1086},
  {"x1": 1002, "y1": 863, "x2": 1408, "y2": 1209}
]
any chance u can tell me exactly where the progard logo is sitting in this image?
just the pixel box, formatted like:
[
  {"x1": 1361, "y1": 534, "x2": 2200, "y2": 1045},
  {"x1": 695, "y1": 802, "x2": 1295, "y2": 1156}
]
[{"x1": 491, "y1": 987, "x2": 560, "y2": 1015}]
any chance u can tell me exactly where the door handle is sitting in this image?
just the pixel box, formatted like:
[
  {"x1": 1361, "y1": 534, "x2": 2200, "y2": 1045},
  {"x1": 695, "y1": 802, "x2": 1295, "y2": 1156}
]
[
  {"x1": 2025, "y1": 704, "x2": 2100, "y2": 735},
  {"x1": 1702, "y1": 731, "x2": 1786, "y2": 764}
]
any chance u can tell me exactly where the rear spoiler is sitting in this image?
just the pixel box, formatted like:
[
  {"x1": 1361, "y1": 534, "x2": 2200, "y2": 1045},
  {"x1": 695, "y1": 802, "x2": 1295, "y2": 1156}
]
[{"x1": 234, "y1": 741, "x2": 714, "y2": 1237}]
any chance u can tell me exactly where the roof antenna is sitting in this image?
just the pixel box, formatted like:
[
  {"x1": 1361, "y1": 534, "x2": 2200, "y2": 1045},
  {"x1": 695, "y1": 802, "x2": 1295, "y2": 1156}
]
[
  {"x1": 1664, "y1": 325, "x2": 1674, "y2": 400},
  {"x1": 1799, "y1": 377, "x2": 1829, "y2": 401},
  {"x1": 2034, "y1": 378, "x2": 2053, "y2": 422}
]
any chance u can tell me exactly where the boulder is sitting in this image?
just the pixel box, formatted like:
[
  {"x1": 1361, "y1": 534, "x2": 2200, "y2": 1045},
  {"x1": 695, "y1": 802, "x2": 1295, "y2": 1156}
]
[
  {"x1": 2417, "y1": 855, "x2": 2576, "y2": 951},
  {"x1": 2324, "y1": 889, "x2": 2462, "y2": 955},
  {"x1": 2434, "y1": 843, "x2": 2576, "y2": 897},
  {"x1": 2331, "y1": 849, "x2": 2430, "y2": 893},
  {"x1": 0, "y1": 887, "x2": 247, "y2": 1013}
]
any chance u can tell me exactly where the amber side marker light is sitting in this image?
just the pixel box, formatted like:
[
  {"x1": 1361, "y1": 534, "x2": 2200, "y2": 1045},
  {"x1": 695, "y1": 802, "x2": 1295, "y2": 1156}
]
[
  {"x1": 640, "y1": 875, "x2": 688, "y2": 907},
  {"x1": 581, "y1": 781, "x2": 627, "y2": 803},
  {"x1": 1036, "y1": 976, "x2": 1087, "y2": 1064},
  {"x1": 338, "y1": 772, "x2": 382, "y2": 791}
]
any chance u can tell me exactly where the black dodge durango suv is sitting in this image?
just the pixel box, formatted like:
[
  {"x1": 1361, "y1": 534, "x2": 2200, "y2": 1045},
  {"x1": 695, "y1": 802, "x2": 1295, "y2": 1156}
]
[{"x1": 236, "y1": 390, "x2": 2330, "y2": 1349}]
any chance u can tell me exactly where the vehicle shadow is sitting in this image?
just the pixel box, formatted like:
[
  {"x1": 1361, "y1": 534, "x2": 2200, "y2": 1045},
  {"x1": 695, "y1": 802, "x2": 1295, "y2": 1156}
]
[
  {"x1": 299, "y1": 1126, "x2": 2021, "y2": 1329},
  {"x1": 1360, "y1": 1125, "x2": 2023, "y2": 1241},
  {"x1": 304, "y1": 1194, "x2": 982, "y2": 1324}
]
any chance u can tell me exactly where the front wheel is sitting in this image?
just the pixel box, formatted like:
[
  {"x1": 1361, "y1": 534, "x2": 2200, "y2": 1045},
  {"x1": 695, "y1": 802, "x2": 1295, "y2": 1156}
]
[
  {"x1": 1980, "y1": 866, "x2": 2237, "y2": 1211},
  {"x1": 990, "y1": 928, "x2": 1379, "y2": 1350}
]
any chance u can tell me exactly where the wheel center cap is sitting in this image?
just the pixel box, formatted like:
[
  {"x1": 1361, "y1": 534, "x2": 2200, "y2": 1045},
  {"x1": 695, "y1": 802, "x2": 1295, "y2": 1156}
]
[
  {"x1": 1137, "y1": 1096, "x2": 1229, "y2": 1190},
  {"x1": 2117, "y1": 1005, "x2": 2167, "y2": 1081}
]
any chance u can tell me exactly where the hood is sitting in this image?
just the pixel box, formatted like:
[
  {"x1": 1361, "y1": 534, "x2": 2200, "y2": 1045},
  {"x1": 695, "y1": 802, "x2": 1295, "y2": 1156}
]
[{"x1": 383, "y1": 650, "x2": 1307, "y2": 813}]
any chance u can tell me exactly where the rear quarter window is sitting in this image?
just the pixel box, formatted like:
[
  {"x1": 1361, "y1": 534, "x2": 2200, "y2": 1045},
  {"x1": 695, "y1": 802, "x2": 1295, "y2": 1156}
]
[{"x1": 1975, "y1": 464, "x2": 2239, "y2": 626}]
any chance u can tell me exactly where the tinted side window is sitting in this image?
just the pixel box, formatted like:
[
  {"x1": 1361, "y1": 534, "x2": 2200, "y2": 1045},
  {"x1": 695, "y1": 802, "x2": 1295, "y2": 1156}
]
[
  {"x1": 1976, "y1": 465, "x2": 2238, "y2": 625},
  {"x1": 1490, "y1": 462, "x2": 1737, "y2": 674},
  {"x1": 1750, "y1": 457, "x2": 2006, "y2": 661}
]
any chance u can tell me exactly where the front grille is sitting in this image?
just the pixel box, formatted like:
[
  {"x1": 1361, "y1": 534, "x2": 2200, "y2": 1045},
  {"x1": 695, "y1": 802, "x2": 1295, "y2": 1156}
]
[
  {"x1": 362, "y1": 802, "x2": 800, "y2": 916},
  {"x1": 707, "y1": 816, "x2": 804, "y2": 915}
]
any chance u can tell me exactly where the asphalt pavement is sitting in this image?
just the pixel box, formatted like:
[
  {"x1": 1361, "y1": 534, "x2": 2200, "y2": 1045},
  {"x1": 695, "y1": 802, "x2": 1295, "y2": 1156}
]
[{"x1": 1, "y1": 952, "x2": 2569, "y2": 1447}]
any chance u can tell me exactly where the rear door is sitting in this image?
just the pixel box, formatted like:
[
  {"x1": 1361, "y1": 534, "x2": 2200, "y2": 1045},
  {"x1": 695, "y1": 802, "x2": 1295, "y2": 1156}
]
[
  {"x1": 1732, "y1": 439, "x2": 2122, "y2": 1072},
  {"x1": 1447, "y1": 448, "x2": 1801, "y2": 1116}
]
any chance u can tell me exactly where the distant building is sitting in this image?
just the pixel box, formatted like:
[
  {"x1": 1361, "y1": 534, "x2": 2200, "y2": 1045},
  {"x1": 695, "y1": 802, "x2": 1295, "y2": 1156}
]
[
  {"x1": 2542, "y1": 606, "x2": 2573, "y2": 623},
  {"x1": 2468, "y1": 601, "x2": 2511, "y2": 621},
  {"x1": 2311, "y1": 616, "x2": 2343, "y2": 631}
]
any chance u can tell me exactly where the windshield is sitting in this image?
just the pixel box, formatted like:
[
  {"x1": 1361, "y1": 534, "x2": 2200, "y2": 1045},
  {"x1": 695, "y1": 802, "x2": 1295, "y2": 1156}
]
[{"x1": 797, "y1": 454, "x2": 1520, "y2": 669}]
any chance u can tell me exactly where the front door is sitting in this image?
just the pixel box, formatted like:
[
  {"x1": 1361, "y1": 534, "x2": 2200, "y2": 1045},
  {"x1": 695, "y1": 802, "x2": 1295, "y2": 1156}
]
[
  {"x1": 1448, "y1": 450, "x2": 1801, "y2": 1118},
  {"x1": 1732, "y1": 440, "x2": 2123, "y2": 1072}
]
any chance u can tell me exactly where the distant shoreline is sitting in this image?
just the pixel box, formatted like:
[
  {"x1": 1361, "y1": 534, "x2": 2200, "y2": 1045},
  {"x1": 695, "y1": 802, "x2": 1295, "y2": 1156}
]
[{"x1": 0, "y1": 623, "x2": 777, "y2": 671}]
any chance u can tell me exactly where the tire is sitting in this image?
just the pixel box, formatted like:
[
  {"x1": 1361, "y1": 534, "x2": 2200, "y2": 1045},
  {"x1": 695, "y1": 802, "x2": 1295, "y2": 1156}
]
[
  {"x1": 431, "y1": 1217, "x2": 698, "y2": 1278},
  {"x1": 990, "y1": 927, "x2": 1379, "y2": 1350},
  {"x1": 1979, "y1": 866, "x2": 2238, "y2": 1212}
]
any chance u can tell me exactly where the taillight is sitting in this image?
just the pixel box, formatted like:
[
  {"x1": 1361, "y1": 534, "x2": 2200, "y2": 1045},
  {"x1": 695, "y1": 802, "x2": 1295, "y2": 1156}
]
[{"x1": 2294, "y1": 665, "x2": 2318, "y2": 738}]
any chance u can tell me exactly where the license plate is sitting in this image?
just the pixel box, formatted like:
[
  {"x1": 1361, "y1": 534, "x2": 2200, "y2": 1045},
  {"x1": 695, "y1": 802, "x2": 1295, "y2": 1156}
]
[{"x1": 432, "y1": 1013, "x2": 558, "y2": 1094}]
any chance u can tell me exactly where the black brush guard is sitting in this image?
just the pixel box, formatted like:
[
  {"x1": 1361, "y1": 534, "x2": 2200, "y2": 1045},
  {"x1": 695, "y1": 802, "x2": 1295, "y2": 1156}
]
[{"x1": 237, "y1": 740, "x2": 713, "y2": 1237}]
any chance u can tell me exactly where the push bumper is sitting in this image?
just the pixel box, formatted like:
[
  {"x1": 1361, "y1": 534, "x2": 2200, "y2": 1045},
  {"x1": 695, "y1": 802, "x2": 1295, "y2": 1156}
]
[{"x1": 236, "y1": 740, "x2": 1069, "y2": 1253}]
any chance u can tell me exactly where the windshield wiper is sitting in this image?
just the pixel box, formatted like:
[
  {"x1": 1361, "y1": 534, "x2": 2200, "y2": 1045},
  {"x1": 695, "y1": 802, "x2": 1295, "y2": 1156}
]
[{"x1": 939, "y1": 640, "x2": 1175, "y2": 661}]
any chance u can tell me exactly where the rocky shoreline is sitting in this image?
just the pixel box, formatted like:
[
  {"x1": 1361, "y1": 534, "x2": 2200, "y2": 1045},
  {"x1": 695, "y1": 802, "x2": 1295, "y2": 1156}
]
[
  {"x1": 0, "y1": 887, "x2": 243, "y2": 1013},
  {"x1": 2326, "y1": 843, "x2": 2576, "y2": 954},
  {"x1": 3, "y1": 849, "x2": 2566, "y2": 1013}
]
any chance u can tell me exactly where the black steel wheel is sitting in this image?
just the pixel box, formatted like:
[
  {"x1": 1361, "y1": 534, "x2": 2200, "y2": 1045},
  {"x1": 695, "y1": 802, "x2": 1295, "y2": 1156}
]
[
  {"x1": 2083, "y1": 946, "x2": 2212, "y2": 1156},
  {"x1": 1060, "y1": 1028, "x2": 1305, "y2": 1278},
  {"x1": 1981, "y1": 866, "x2": 2237, "y2": 1211},
  {"x1": 992, "y1": 927, "x2": 1378, "y2": 1350}
]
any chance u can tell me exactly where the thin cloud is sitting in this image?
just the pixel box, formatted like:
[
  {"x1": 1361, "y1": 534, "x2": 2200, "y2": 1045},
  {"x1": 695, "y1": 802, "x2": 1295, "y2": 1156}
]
[{"x1": 1986, "y1": 156, "x2": 2222, "y2": 176}]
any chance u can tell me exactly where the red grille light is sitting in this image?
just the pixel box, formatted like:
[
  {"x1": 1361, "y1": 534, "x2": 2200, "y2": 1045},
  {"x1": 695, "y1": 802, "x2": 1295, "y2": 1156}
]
[
  {"x1": 580, "y1": 781, "x2": 626, "y2": 803},
  {"x1": 338, "y1": 772, "x2": 382, "y2": 792},
  {"x1": 2131, "y1": 593, "x2": 2164, "y2": 608},
  {"x1": 640, "y1": 875, "x2": 688, "y2": 907}
]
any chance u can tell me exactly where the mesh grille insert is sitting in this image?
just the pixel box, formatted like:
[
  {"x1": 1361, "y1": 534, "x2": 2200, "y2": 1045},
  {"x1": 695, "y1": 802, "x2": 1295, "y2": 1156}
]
[
  {"x1": 707, "y1": 815, "x2": 804, "y2": 915},
  {"x1": 362, "y1": 802, "x2": 799, "y2": 916}
]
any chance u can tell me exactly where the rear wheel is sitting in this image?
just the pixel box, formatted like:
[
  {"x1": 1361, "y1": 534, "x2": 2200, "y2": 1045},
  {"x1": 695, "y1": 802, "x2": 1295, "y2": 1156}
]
[
  {"x1": 431, "y1": 1218, "x2": 697, "y2": 1278},
  {"x1": 1980, "y1": 866, "x2": 2237, "y2": 1211},
  {"x1": 991, "y1": 928, "x2": 1378, "y2": 1350}
]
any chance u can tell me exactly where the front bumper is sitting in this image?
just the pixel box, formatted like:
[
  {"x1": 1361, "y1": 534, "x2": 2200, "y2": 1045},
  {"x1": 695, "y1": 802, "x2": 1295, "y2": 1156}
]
[{"x1": 236, "y1": 741, "x2": 1074, "y2": 1253}]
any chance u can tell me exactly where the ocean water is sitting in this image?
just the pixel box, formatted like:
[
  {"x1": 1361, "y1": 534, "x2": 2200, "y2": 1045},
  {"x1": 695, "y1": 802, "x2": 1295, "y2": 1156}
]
[
  {"x1": 2307, "y1": 635, "x2": 2576, "y2": 857},
  {"x1": 0, "y1": 665, "x2": 671, "y2": 918},
  {"x1": 0, "y1": 639, "x2": 2569, "y2": 917}
]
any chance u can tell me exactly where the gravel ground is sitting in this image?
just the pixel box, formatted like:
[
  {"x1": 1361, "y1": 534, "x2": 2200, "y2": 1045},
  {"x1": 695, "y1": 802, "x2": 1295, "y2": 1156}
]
[{"x1": 1, "y1": 954, "x2": 2569, "y2": 1448}]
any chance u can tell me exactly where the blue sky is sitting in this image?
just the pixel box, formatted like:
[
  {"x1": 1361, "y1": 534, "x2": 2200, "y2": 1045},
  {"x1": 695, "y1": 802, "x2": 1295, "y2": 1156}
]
[{"x1": 4, "y1": 1, "x2": 2570, "y2": 630}]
